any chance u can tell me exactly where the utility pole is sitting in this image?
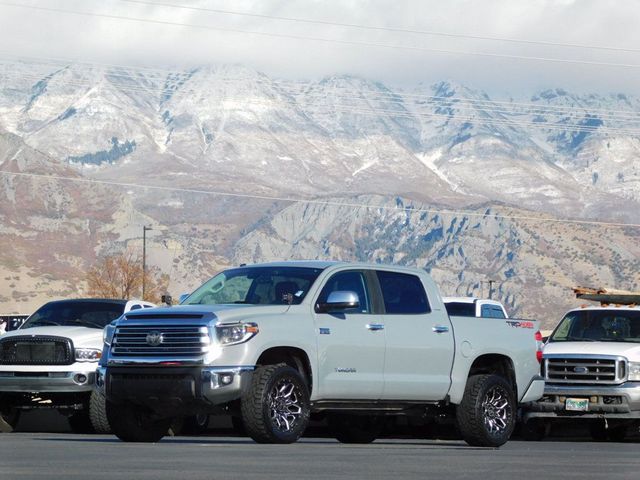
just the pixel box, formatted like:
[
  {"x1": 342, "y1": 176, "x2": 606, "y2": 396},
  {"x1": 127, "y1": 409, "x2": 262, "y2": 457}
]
[
  {"x1": 488, "y1": 279, "x2": 495, "y2": 299},
  {"x1": 142, "y1": 225, "x2": 152, "y2": 300}
]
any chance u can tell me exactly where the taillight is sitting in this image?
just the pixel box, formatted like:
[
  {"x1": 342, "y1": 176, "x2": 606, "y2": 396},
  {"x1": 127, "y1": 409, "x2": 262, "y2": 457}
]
[{"x1": 535, "y1": 330, "x2": 543, "y2": 363}]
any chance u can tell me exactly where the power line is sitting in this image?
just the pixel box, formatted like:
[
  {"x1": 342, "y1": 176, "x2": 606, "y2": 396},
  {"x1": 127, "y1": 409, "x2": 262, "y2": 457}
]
[
  {"x1": 3, "y1": 53, "x2": 640, "y2": 120},
  {"x1": 3, "y1": 71, "x2": 640, "y2": 135},
  {"x1": 119, "y1": 0, "x2": 640, "y2": 56},
  {"x1": 1, "y1": 170, "x2": 639, "y2": 229},
  {"x1": 2, "y1": 1, "x2": 640, "y2": 69}
]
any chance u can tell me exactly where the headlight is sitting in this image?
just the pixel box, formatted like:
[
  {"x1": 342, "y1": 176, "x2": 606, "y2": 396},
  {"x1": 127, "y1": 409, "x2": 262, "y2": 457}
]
[
  {"x1": 75, "y1": 348, "x2": 102, "y2": 362},
  {"x1": 216, "y1": 322, "x2": 259, "y2": 346},
  {"x1": 103, "y1": 322, "x2": 116, "y2": 346},
  {"x1": 629, "y1": 362, "x2": 640, "y2": 381}
]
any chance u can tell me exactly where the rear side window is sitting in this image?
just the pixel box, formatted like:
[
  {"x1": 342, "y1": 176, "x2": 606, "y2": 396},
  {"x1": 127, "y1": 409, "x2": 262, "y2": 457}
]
[
  {"x1": 445, "y1": 302, "x2": 475, "y2": 316},
  {"x1": 491, "y1": 306, "x2": 506, "y2": 319},
  {"x1": 376, "y1": 271, "x2": 430, "y2": 314},
  {"x1": 480, "y1": 304, "x2": 492, "y2": 318}
]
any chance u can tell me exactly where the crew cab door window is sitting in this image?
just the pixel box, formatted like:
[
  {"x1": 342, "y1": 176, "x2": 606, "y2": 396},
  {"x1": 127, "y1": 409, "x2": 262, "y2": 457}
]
[
  {"x1": 376, "y1": 271, "x2": 430, "y2": 314},
  {"x1": 316, "y1": 271, "x2": 371, "y2": 313},
  {"x1": 480, "y1": 304, "x2": 492, "y2": 318}
]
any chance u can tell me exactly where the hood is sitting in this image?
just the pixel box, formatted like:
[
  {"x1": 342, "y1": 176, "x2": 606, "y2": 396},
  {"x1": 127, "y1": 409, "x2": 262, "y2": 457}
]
[
  {"x1": 123, "y1": 304, "x2": 291, "y2": 324},
  {"x1": 544, "y1": 341, "x2": 640, "y2": 360},
  {"x1": 1, "y1": 326, "x2": 103, "y2": 348}
]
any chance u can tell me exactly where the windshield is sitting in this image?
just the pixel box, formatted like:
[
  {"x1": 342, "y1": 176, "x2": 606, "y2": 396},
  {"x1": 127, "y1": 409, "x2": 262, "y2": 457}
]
[
  {"x1": 21, "y1": 301, "x2": 126, "y2": 330},
  {"x1": 182, "y1": 266, "x2": 325, "y2": 306},
  {"x1": 549, "y1": 309, "x2": 640, "y2": 343},
  {"x1": 445, "y1": 302, "x2": 476, "y2": 317}
]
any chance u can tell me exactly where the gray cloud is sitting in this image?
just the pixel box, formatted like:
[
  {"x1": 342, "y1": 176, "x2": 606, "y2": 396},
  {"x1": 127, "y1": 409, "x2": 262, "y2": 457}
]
[{"x1": 1, "y1": 0, "x2": 640, "y2": 96}]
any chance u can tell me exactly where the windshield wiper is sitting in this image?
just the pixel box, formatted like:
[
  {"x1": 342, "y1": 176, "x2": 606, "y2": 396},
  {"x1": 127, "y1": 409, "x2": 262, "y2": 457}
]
[{"x1": 22, "y1": 320, "x2": 60, "y2": 328}]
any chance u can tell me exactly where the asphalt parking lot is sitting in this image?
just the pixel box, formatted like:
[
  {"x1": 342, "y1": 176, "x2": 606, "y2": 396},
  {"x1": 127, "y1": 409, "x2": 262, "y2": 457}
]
[
  {"x1": 2, "y1": 411, "x2": 640, "y2": 480},
  {"x1": 1, "y1": 432, "x2": 639, "y2": 480}
]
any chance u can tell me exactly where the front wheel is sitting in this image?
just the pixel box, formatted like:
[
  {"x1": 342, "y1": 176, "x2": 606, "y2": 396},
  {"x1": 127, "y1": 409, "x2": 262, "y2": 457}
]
[
  {"x1": 106, "y1": 401, "x2": 173, "y2": 442},
  {"x1": 456, "y1": 374, "x2": 516, "y2": 447},
  {"x1": 240, "y1": 363, "x2": 310, "y2": 443}
]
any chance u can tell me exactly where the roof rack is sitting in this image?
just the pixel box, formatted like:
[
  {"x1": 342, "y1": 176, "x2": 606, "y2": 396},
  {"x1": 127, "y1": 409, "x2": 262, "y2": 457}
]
[{"x1": 573, "y1": 286, "x2": 640, "y2": 306}]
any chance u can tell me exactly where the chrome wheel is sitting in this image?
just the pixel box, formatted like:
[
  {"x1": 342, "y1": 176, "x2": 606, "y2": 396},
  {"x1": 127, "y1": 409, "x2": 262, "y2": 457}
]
[
  {"x1": 268, "y1": 378, "x2": 303, "y2": 432},
  {"x1": 482, "y1": 385, "x2": 512, "y2": 435}
]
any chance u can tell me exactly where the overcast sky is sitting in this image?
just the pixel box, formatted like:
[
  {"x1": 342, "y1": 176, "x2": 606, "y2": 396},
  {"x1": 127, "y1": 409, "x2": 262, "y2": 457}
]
[{"x1": 1, "y1": 0, "x2": 640, "y2": 96}]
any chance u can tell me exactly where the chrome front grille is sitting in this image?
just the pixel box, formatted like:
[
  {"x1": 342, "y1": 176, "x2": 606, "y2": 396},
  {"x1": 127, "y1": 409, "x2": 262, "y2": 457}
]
[
  {"x1": 111, "y1": 325, "x2": 211, "y2": 357},
  {"x1": 545, "y1": 355, "x2": 626, "y2": 385},
  {"x1": 0, "y1": 336, "x2": 73, "y2": 365}
]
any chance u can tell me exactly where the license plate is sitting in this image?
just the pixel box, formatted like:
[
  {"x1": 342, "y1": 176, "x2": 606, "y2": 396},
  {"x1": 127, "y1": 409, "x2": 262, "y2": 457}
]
[{"x1": 565, "y1": 398, "x2": 589, "y2": 411}]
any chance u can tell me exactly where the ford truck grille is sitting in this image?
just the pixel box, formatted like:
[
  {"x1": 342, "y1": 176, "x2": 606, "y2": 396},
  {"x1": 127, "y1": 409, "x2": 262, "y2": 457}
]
[
  {"x1": 0, "y1": 336, "x2": 73, "y2": 365},
  {"x1": 111, "y1": 325, "x2": 210, "y2": 357},
  {"x1": 545, "y1": 356, "x2": 626, "y2": 385}
]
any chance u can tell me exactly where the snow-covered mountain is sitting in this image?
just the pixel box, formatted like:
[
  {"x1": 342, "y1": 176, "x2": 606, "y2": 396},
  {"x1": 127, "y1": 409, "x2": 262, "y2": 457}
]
[{"x1": 1, "y1": 60, "x2": 639, "y2": 324}]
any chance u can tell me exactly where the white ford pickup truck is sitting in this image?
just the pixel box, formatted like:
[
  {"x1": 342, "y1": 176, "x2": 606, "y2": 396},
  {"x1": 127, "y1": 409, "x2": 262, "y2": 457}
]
[
  {"x1": 97, "y1": 261, "x2": 544, "y2": 446},
  {"x1": 0, "y1": 298, "x2": 153, "y2": 433},
  {"x1": 523, "y1": 288, "x2": 640, "y2": 441}
]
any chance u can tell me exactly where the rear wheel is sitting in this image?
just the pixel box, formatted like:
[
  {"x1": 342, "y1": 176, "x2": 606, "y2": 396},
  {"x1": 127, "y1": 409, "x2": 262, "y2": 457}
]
[
  {"x1": 456, "y1": 374, "x2": 516, "y2": 447},
  {"x1": 106, "y1": 401, "x2": 172, "y2": 442},
  {"x1": 328, "y1": 414, "x2": 382, "y2": 444},
  {"x1": 179, "y1": 414, "x2": 210, "y2": 435},
  {"x1": 0, "y1": 407, "x2": 20, "y2": 432},
  {"x1": 520, "y1": 419, "x2": 550, "y2": 441},
  {"x1": 240, "y1": 363, "x2": 310, "y2": 443}
]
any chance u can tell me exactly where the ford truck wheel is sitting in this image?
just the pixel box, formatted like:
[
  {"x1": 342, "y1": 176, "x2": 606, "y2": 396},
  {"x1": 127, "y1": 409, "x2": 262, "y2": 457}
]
[
  {"x1": 0, "y1": 408, "x2": 20, "y2": 432},
  {"x1": 456, "y1": 374, "x2": 516, "y2": 447},
  {"x1": 106, "y1": 401, "x2": 172, "y2": 443},
  {"x1": 328, "y1": 414, "x2": 382, "y2": 444},
  {"x1": 240, "y1": 363, "x2": 310, "y2": 443},
  {"x1": 89, "y1": 391, "x2": 111, "y2": 434}
]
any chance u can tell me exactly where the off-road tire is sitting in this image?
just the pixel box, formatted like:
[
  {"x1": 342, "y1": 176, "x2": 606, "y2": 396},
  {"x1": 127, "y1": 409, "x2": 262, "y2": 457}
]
[
  {"x1": 328, "y1": 414, "x2": 382, "y2": 444},
  {"x1": 456, "y1": 374, "x2": 516, "y2": 447},
  {"x1": 240, "y1": 363, "x2": 310, "y2": 444},
  {"x1": 89, "y1": 391, "x2": 111, "y2": 434},
  {"x1": 0, "y1": 408, "x2": 20, "y2": 432},
  {"x1": 520, "y1": 419, "x2": 550, "y2": 441},
  {"x1": 106, "y1": 401, "x2": 172, "y2": 442}
]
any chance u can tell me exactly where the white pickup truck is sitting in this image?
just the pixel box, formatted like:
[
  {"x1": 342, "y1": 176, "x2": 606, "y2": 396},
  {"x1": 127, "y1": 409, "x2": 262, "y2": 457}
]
[
  {"x1": 98, "y1": 261, "x2": 544, "y2": 446},
  {"x1": 443, "y1": 297, "x2": 509, "y2": 318},
  {"x1": 0, "y1": 298, "x2": 153, "y2": 433},
  {"x1": 523, "y1": 288, "x2": 640, "y2": 441}
]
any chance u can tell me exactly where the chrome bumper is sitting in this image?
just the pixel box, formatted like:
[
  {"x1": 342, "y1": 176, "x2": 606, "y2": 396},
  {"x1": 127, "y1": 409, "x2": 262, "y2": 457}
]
[
  {"x1": 523, "y1": 381, "x2": 640, "y2": 420},
  {"x1": 0, "y1": 370, "x2": 96, "y2": 393}
]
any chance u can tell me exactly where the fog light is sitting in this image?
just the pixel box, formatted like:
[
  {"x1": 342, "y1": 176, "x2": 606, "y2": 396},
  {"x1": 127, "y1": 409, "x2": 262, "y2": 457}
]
[
  {"x1": 220, "y1": 374, "x2": 233, "y2": 385},
  {"x1": 73, "y1": 374, "x2": 88, "y2": 384}
]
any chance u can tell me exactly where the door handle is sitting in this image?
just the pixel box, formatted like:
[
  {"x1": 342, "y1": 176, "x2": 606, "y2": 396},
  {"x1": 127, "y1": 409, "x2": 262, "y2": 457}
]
[
  {"x1": 366, "y1": 323, "x2": 385, "y2": 331},
  {"x1": 432, "y1": 325, "x2": 450, "y2": 334}
]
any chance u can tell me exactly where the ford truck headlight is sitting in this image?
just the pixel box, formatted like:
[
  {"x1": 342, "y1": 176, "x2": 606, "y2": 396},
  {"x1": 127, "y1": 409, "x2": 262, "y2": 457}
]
[
  {"x1": 103, "y1": 322, "x2": 117, "y2": 346},
  {"x1": 216, "y1": 322, "x2": 259, "y2": 346},
  {"x1": 75, "y1": 348, "x2": 102, "y2": 362},
  {"x1": 629, "y1": 362, "x2": 640, "y2": 381}
]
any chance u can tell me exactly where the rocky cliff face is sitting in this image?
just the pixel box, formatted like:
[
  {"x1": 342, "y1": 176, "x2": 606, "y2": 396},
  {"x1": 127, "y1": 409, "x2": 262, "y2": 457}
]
[{"x1": 1, "y1": 60, "x2": 639, "y2": 325}]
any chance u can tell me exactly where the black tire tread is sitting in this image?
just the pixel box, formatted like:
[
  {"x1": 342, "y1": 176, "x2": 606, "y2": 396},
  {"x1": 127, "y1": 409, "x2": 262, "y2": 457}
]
[
  {"x1": 89, "y1": 391, "x2": 111, "y2": 434},
  {"x1": 240, "y1": 363, "x2": 309, "y2": 444},
  {"x1": 456, "y1": 374, "x2": 515, "y2": 447}
]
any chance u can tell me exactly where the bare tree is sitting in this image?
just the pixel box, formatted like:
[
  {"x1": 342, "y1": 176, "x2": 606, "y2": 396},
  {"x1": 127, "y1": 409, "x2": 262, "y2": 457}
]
[{"x1": 87, "y1": 249, "x2": 169, "y2": 302}]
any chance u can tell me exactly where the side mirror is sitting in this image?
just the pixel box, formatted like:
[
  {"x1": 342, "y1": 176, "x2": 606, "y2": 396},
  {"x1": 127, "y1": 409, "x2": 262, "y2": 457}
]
[
  {"x1": 161, "y1": 294, "x2": 173, "y2": 306},
  {"x1": 316, "y1": 291, "x2": 360, "y2": 313},
  {"x1": 178, "y1": 292, "x2": 191, "y2": 304}
]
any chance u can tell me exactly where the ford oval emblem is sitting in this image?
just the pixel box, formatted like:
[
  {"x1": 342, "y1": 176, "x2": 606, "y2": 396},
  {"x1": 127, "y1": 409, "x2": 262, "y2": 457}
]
[
  {"x1": 573, "y1": 366, "x2": 588, "y2": 374},
  {"x1": 146, "y1": 331, "x2": 163, "y2": 347}
]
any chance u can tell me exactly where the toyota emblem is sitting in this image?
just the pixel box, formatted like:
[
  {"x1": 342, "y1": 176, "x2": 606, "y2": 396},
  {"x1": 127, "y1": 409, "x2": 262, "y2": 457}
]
[{"x1": 146, "y1": 331, "x2": 163, "y2": 347}]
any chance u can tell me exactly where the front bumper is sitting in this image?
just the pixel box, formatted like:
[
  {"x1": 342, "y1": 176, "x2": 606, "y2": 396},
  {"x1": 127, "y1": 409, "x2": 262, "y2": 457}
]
[
  {"x1": 97, "y1": 365, "x2": 254, "y2": 413},
  {"x1": 0, "y1": 369, "x2": 96, "y2": 393},
  {"x1": 523, "y1": 381, "x2": 640, "y2": 420}
]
